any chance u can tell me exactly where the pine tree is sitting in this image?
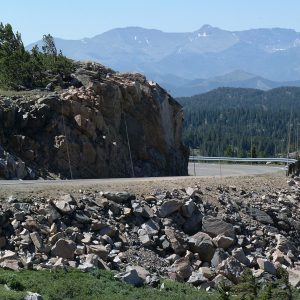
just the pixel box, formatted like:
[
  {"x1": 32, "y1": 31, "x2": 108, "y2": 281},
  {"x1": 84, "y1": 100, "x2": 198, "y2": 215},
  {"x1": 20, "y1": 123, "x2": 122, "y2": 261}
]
[
  {"x1": 0, "y1": 22, "x2": 30, "y2": 89},
  {"x1": 0, "y1": 22, "x2": 74, "y2": 90},
  {"x1": 42, "y1": 34, "x2": 57, "y2": 56}
]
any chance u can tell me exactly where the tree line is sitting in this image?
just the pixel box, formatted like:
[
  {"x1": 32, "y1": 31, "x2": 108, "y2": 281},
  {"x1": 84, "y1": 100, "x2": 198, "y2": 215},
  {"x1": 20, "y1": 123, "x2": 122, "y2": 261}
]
[
  {"x1": 0, "y1": 22, "x2": 74, "y2": 90},
  {"x1": 177, "y1": 87, "x2": 300, "y2": 157}
]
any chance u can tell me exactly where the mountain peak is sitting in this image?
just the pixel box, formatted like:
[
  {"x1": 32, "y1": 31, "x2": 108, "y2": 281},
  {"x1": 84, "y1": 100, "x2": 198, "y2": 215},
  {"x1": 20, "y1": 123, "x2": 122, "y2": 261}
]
[
  {"x1": 27, "y1": 25, "x2": 300, "y2": 91},
  {"x1": 197, "y1": 24, "x2": 222, "y2": 33},
  {"x1": 200, "y1": 24, "x2": 213, "y2": 30}
]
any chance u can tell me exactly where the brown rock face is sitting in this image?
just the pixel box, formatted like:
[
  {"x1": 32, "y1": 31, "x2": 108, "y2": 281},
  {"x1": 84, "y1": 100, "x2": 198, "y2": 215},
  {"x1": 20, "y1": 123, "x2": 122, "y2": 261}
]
[{"x1": 0, "y1": 61, "x2": 188, "y2": 179}]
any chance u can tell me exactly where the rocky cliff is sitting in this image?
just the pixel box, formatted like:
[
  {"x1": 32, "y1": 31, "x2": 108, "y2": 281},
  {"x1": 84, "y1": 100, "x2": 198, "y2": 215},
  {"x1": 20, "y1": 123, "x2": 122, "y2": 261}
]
[{"x1": 0, "y1": 62, "x2": 188, "y2": 179}]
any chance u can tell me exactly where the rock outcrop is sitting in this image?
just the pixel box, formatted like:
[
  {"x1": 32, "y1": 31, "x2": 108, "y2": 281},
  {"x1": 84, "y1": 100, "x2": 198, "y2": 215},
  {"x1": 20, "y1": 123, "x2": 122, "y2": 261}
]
[{"x1": 0, "y1": 61, "x2": 188, "y2": 179}]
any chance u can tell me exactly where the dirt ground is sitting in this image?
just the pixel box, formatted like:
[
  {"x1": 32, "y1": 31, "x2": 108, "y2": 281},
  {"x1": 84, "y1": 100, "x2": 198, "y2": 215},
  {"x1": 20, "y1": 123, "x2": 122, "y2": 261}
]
[{"x1": 0, "y1": 171, "x2": 288, "y2": 202}]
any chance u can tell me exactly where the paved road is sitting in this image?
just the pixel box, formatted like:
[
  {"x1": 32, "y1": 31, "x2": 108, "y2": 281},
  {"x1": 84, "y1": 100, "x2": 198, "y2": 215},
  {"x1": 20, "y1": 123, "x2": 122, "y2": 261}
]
[
  {"x1": 188, "y1": 163, "x2": 284, "y2": 177},
  {"x1": 0, "y1": 163, "x2": 283, "y2": 187}
]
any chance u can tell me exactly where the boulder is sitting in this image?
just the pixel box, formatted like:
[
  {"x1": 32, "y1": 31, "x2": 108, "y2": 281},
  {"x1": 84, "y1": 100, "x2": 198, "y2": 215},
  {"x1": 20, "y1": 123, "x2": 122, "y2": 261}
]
[
  {"x1": 211, "y1": 248, "x2": 229, "y2": 268},
  {"x1": 45, "y1": 205, "x2": 61, "y2": 221},
  {"x1": 181, "y1": 200, "x2": 196, "y2": 218},
  {"x1": 116, "y1": 269, "x2": 145, "y2": 287},
  {"x1": 165, "y1": 227, "x2": 186, "y2": 255},
  {"x1": 138, "y1": 232, "x2": 151, "y2": 246},
  {"x1": 126, "y1": 266, "x2": 149, "y2": 280},
  {"x1": 287, "y1": 268, "x2": 300, "y2": 288},
  {"x1": 53, "y1": 194, "x2": 76, "y2": 214},
  {"x1": 25, "y1": 293, "x2": 43, "y2": 300},
  {"x1": 187, "y1": 271, "x2": 208, "y2": 286},
  {"x1": 0, "y1": 259, "x2": 21, "y2": 270},
  {"x1": 51, "y1": 239, "x2": 76, "y2": 259},
  {"x1": 185, "y1": 187, "x2": 196, "y2": 197},
  {"x1": 213, "y1": 274, "x2": 233, "y2": 288},
  {"x1": 0, "y1": 250, "x2": 17, "y2": 262},
  {"x1": 0, "y1": 150, "x2": 28, "y2": 179},
  {"x1": 103, "y1": 191, "x2": 132, "y2": 203},
  {"x1": 141, "y1": 219, "x2": 160, "y2": 236},
  {"x1": 169, "y1": 257, "x2": 192, "y2": 281},
  {"x1": 30, "y1": 232, "x2": 43, "y2": 251},
  {"x1": 218, "y1": 257, "x2": 244, "y2": 284},
  {"x1": 202, "y1": 216, "x2": 236, "y2": 239},
  {"x1": 247, "y1": 208, "x2": 274, "y2": 225},
  {"x1": 275, "y1": 234, "x2": 297, "y2": 255},
  {"x1": 188, "y1": 232, "x2": 215, "y2": 262},
  {"x1": 86, "y1": 245, "x2": 109, "y2": 260},
  {"x1": 158, "y1": 199, "x2": 184, "y2": 217},
  {"x1": 141, "y1": 203, "x2": 154, "y2": 218},
  {"x1": 146, "y1": 274, "x2": 160, "y2": 287},
  {"x1": 78, "y1": 254, "x2": 109, "y2": 271},
  {"x1": 257, "y1": 258, "x2": 276, "y2": 275},
  {"x1": 272, "y1": 249, "x2": 292, "y2": 266},
  {"x1": 213, "y1": 234, "x2": 235, "y2": 250},
  {"x1": 183, "y1": 212, "x2": 202, "y2": 234},
  {"x1": 132, "y1": 202, "x2": 144, "y2": 216},
  {"x1": 49, "y1": 232, "x2": 64, "y2": 245},
  {"x1": 232, "y1": 248, "x2": 250, "y2": 266},
  {"x1": 198, "y1": 267, "x2": 215, "y2": 280},
  {"x1": 74, "y1": 212, "x2": 91, "y2": 224}
]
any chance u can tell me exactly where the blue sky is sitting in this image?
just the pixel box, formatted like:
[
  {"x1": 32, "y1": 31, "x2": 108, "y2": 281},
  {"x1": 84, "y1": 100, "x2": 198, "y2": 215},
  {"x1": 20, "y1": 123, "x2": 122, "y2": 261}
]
[{"x1": 2, "y1": 0, "x2": 300, "y2": 45}]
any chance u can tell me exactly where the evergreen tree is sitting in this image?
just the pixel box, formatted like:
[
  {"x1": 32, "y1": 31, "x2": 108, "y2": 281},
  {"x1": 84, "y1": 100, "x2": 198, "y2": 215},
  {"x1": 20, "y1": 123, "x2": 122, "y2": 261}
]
[
  {"x1": 251, "y1": 145, "x2": 257, "y2": 158},
  {"x1": 0, "y1": 22, "x2": 30, "y2": 89},
  {"x1": 224, "y1": 145, "x2": 234, "y2": 157},
  {"x1": 42, "y1": 34, "x2": 57, "y2": 56},
  {"x1": 0, "y1": 22, "x2": 74, "y2": 90}
]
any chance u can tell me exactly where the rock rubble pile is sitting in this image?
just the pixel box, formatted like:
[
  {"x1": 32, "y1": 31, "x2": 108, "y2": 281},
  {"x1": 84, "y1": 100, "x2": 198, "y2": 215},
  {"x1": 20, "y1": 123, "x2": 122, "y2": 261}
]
[{"x1": 0, "y1": 179, "x2": 299, "y2": 290}]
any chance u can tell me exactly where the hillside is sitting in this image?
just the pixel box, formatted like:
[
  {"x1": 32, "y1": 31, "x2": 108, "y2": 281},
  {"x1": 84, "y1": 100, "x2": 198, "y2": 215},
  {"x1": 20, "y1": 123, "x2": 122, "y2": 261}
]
[
  {"x1": 28, "y1": 25, "x2": 300, "y2": 94},
  {"x1": 177, "y1": 87, "x2": 300, "y2": 157}
]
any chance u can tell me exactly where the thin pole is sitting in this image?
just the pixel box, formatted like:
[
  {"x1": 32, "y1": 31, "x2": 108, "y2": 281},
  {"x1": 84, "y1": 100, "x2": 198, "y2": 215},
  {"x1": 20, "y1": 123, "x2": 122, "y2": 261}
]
[
  {"x1": 124, "y1": 112, "x2": 135, "y2": 177},
  {"x1": 218, "y1": 144, "x2": 222, "y2": 181},
  {"x1": 286, "y1": 109, "x2": 292, "y2": 169},
  {"x1": 61, "y1": 100, "x2": 73, "y2": 179},
  {"x1": 297, "y1": 124, "x2": 299, "y2": 159},
  {"x1": 250, "y1": 132, "x2": 253, "y2": 165},
  {"x1": 193, "y1": 148, "x2": 196, "y2": 176},
  {"x1": 218, "y1": 125, "x2": 222, "y2": 188}
]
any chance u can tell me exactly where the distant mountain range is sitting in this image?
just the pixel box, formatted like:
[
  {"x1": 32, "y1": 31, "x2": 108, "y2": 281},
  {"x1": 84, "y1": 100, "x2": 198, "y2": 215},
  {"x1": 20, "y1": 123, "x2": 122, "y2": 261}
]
[
  {"x1": 150, "y1": 70, "x2": 300, "y2": 96},
  {"x1": 28, "y1": 25, "x2": 300, "y2": 96}
]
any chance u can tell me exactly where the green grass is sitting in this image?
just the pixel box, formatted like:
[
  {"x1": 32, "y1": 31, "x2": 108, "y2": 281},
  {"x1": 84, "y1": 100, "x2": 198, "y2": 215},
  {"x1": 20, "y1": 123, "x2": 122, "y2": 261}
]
[
  {"x1": 0, "y1": 269, "x2": 218, "y2": 300},
  {"x1": 0, "y1": 268, "x2": 299, "y2": 300}
]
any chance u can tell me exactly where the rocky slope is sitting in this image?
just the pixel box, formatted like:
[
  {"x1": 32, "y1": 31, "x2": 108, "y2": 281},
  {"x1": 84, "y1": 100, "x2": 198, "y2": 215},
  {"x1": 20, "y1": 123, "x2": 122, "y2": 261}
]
[
  {"x1": 0, "y1": 61, "x2": 188, "y2": 179},
  {"x1": 0, "y1": 176, "x2": 299, "y2": 290}
]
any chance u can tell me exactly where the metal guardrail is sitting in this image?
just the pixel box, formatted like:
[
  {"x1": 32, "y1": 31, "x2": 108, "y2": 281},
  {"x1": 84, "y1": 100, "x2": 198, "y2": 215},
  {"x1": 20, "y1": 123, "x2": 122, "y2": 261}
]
[{"x1": 189, "y1": 156, "x2": 297, "y2": 164}]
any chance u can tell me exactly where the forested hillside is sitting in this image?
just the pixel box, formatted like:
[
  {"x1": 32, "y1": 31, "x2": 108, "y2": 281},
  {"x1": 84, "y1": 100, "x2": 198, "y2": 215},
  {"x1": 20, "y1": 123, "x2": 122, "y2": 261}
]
[{"x1": 178, "y1": 87, "x2": 300, "y2": 157}]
